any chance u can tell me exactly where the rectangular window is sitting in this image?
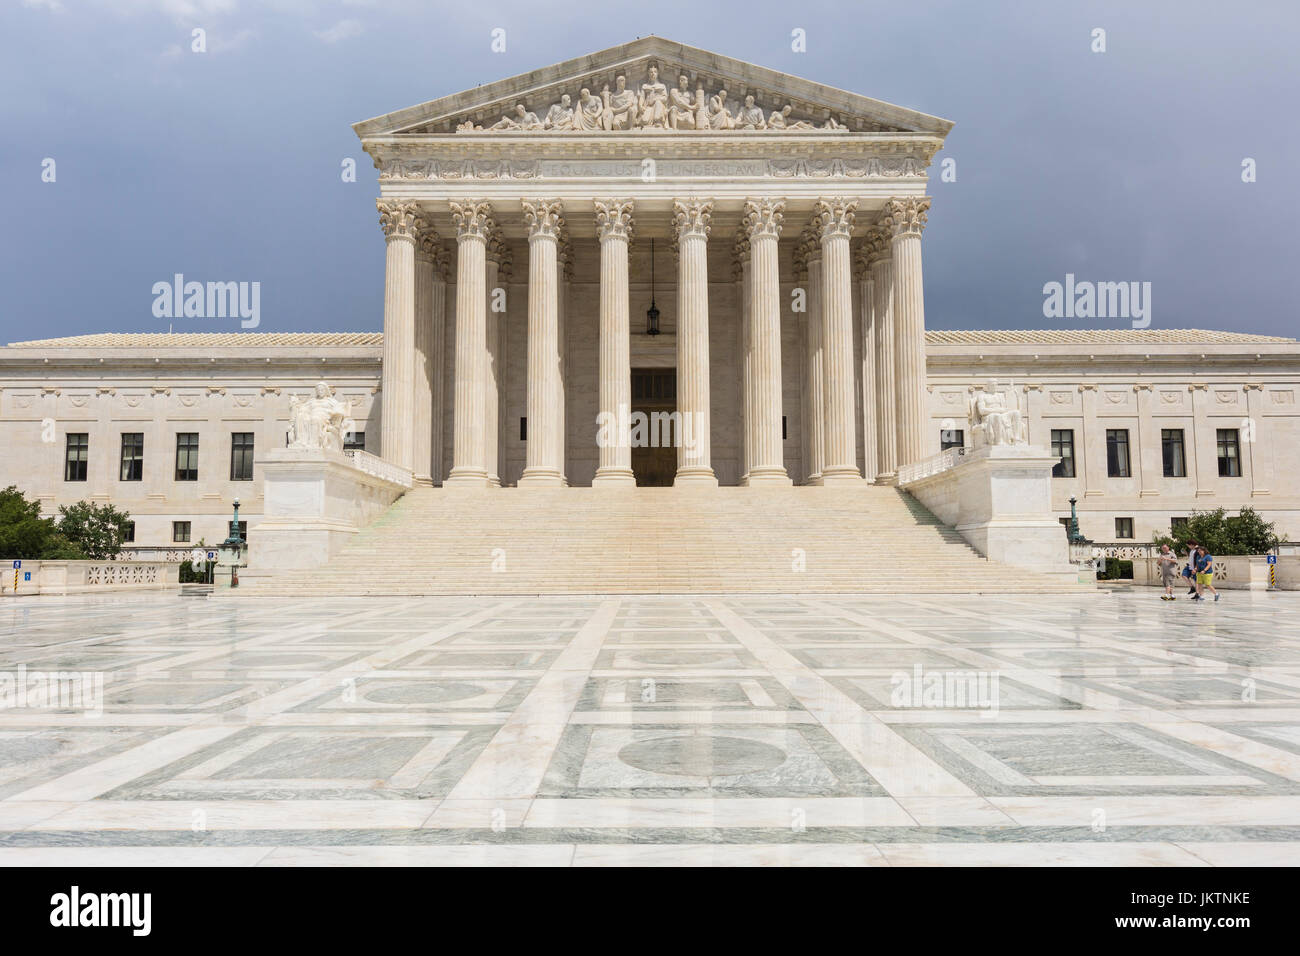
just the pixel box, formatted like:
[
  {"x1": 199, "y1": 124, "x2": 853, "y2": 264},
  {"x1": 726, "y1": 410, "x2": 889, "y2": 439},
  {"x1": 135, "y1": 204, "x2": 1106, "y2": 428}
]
[
  {"x1": 782, "y1": 416, "x2": 787, "y2": 440},
  {"x1": 230, "y1": 432, "x2": 254, "y2": 481},
  {"x1": 64, "y1": 433, "x2": 88, "y2": 482},
  {"x1": 175, "y1": 433, "x2": 199, "y2": 481},
  {"x1": 172, "y1": 521, "x2": 191, "y2": 543},
  {"x1": 520, "y1": 417, "x2": 527, "y2": 441},
  {"x1": 122, "y1": 520, "x2": 135, "y2": 543},
  {"x1": 343, "y1": 430, "x2": 365, "y2": 452},
  {"x1": 1106, "y1": 429, "x2": 1131, "y2": 478},
  {"x1": 1171, "y1": 516, "x2": 1188, "y2": 534},
  {"x1": 1050, "y1": 429, "x2": 1075, "y2": 478},
  {"x1": 120, "y1": 432, "x2": 144, "y2": 481},
  {"x1": 1115, "y1": 517, "x2": 1134, "y2": 539},
  {"x1": 1217, "y1": 428, "x2": 1241, "y2": 477},
  {"x1": 1161, "y1": 428, "x2": 1186, "y2": 478},
  {"x1": 940, "y1": 428, "x2": 965, "y2": 451}
]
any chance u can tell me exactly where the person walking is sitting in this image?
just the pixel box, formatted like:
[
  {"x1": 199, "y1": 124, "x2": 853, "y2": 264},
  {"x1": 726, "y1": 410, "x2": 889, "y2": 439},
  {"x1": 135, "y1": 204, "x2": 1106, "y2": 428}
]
[
  {"x1": 1194, "y1": 545, "x2": 1221, "y2": 602},
  {"x1": 1157, "y1": 544, "x2": 1180, "y2": 600},
  {"x1": 1182, "y1": 541, "x2": 1199, "y2": 596}
]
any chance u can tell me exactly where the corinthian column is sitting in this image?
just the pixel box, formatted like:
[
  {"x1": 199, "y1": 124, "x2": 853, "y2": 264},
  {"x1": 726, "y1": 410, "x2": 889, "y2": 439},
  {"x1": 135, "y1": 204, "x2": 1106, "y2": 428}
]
[
  {"x1": 735, "y1": 235, "x2": 752, "y2": 483},
  {"x1": 816, "y1": 197, "x2": 861, "y2": 483},
  {"x1": 866, "y1": 225, "x2": 896, "y2": 483},
  {"x1": 673, "y1": 199, "x2": 717, "y2": 485},
  {"x1": 445, "y1": 200, "x2": 492, "y2": 487},
  {"x1": 484, "y1": 231, "x2": 507, "y2": 488},
  {"x1": 519, "y1": 199, "x2": 564, "y2": 486},
  {"x1": 742, "y1": 197, "x2": 791, "y2": 485},
  {"x1": 377, "y1": 199, "x2": 420, "y2": 472},
  {"x1": 593, "y1": 199, "x2": 636, "y2": 486},
  {"x1": 856, "y1": 244, "x2": 878, "y2": 482},
  {"x1": 798, "y1": 231, "x2": 824, "y2": 484},
  {"x1": 888, "y1": 196, "x2": 932, "y2": 469},
  {"x1": 412, "y1": 224, "x2": 442, "y2": 485},
  {"x1": 558, "y1": 238, "x2": 573, "y2": 485}
]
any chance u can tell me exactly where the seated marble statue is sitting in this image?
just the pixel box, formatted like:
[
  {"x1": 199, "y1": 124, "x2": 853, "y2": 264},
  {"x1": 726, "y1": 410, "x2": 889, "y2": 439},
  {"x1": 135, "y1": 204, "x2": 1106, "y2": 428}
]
[
  {"x1": 637, "y1": 65, "x2": 669, "y2": 128},
  {"x1": 968, "y1": 381, "x2": 1029, "y2": 448},
  {"x1": 735, "y1": 94, "x2": 766, "y2": 130},
  {"x1": 602, "y1": 76, "x2": 637, "y2": 130},
  {"x1": 288, "y1": 382, "x2": 350, "y2": 453},
  {"x1": 544, "y1": 94, "x2": 574, "y2": 130},
  {"x1": 707, "y1": 89, "x2": 735, "y2": 129},
  {"x1": 668, "y1": 74, "x2": 698, "y2": 129},
  {"x1": 573, "y1": 88, "x2": 604, "y2": 130}
]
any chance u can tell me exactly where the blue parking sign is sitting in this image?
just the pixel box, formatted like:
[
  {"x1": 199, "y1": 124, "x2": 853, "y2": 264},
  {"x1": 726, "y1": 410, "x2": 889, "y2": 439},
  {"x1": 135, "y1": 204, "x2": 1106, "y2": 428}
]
[
  {"x1": 1267, "y1": 555, "x2": 1277, "y2": 565},
  {"x1": 23, "y1": 572, "x2": 30, "y2": 581},
  {"x1": 11, "y1": 560, "x2": 18, "y2": 570}
]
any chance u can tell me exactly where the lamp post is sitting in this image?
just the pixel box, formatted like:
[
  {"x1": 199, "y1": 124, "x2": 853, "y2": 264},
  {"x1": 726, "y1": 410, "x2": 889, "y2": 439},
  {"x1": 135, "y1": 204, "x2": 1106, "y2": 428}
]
[
  {"x1": 1067, "y1": 495, "x2": 1083, "y2": 544},
  {"x1": 217, "y1": 497, "x2": 246, "y2": 588}
]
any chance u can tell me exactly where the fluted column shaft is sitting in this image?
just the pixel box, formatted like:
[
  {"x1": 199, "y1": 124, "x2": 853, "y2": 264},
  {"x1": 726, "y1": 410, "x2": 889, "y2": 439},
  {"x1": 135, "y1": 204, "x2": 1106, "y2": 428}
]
[
  {"x1": 673, "y1": 200, "x2": 717, "y2": 485},
  {"x1": 430, "y1": 253, "x2": 447, "y2": 484},
  {"x1": 411, "y1": 228, "x2": 438, "y2": 484},
  {"x1": 446, "y1": 201, "x2": 492, "y2": 486},
  {"x1": 520, "y1": 200, "x2": 564, "y2": 486},
  {"x1": 484, "y1": 238, "x2": 503, "y2": 487},
  {"x1": 736, "y1": 239, "x2": 752, "y2": 482},
  {"x1": 378, "y1": 200, "x2": 419, "y2": 472},
  {"x1": 869, "y1": 234, "x2": 897, "y2": 483},
  {"x1": 889, "y1": 197, "x2": 932, "y2": 469},
  {"x1": 803, "y1": 246, "x2": 825, "y2": 484},
  {"x1": 558, "y1": 242, "x2": 572, "y2": 485},
  {"x1": 743, "y1": 198, "x2": 791, "y2": 485},
  {"x1": 857, "y1": 254, "x2": 878, "y2": 482},
  {"x1": 817, "y1": 198, "x2": 861, "y2": 482},
  {"x1": 593, "y1": 199, "x2": 636, "y2": 486}
]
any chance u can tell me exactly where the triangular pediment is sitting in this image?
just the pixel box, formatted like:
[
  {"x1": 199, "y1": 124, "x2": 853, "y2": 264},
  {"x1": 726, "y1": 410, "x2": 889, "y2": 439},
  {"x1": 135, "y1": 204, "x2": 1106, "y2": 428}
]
[{"x1": 353, "y1": 36, "x2": 952, "y2": 138}]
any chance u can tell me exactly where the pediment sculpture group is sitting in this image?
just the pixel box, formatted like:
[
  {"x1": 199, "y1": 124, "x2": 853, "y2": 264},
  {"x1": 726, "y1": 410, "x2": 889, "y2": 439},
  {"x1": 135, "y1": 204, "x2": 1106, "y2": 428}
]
[{"x1": 457, "y1": 64, "x2": 846, "y2": 133}]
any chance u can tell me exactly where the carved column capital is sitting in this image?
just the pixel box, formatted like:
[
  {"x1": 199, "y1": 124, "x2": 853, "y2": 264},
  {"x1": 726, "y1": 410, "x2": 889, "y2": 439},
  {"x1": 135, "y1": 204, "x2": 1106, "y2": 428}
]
[
  {"x1": 416, "y1": 221, "x2": 441, "y2": 263},
  {"x1": 497, "y1": 243, "x2": 514, "y2": 283},
  {"x1": 884, "y1": 196, "x2": 931, "y2": 239},
  {"x1": 672, "y1": 199, "x2": 713, "y2": 241},
  {"x1": 486, "y1": 229, "x2": 508, "y2": 265},
  {"x1": 522, "y1": 199, "x2": 565, "y2": 239},
  {"x1": 449, "y1": 200, "x2": 494, "y2": 241},
  {"x1": 594, "y1": 199, "x2": 635, "y2": 241},
  {"x1": 814, "y1": 197, "x2": 858, "y2": 240},
  {"x1": 742, "y1": 197, "x2": 785, "y2": 240},
  {"x1": 377, "y1": 199, "x2": 422, "y2": 242},
  {"x1": 731, "y1": 233, "x2": 750, "y2": 280},
  {"x1": 862, "y1": 225, "x2": 892, "y2": 265},
  {"x1": 558, "y1": 236, "x2": 575, "y2": 281}
]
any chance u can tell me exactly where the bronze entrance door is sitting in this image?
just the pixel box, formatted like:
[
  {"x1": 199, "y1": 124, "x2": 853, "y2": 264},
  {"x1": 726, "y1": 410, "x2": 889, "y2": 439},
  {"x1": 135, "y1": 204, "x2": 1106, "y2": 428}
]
[{"x1": 630, "y1": 368, "x2": 677, "y2": 487}]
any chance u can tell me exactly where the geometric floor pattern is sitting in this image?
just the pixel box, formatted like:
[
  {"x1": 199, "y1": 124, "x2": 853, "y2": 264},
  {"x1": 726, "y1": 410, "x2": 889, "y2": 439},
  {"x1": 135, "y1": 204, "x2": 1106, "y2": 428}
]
[{"x1": 2, "y1": 590, "x2": 1299, "y2": 866}]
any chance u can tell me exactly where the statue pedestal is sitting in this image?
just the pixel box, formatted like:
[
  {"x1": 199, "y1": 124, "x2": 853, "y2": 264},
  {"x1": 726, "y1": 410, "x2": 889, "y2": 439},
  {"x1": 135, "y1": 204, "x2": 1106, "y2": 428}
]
[
  {"x1": 245, "y1": 449, "x2": 409, "y2": 578},
  {"x1": 901, "y1": 445, "x2": 1077, "y2": 585}
]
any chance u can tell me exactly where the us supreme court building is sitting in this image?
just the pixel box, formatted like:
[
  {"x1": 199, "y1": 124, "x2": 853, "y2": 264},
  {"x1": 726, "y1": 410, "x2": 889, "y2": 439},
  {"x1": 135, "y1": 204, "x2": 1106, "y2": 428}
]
[{"x1": 1, "y1": 37, "x2": 1297, "y2": 562}]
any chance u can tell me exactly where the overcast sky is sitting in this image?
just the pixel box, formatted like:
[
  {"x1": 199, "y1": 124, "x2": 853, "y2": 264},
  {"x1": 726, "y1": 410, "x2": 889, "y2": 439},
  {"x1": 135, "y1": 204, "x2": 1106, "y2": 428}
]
[{"x1": 3, "y1": 0, "x2": 1297, "y2": 342}]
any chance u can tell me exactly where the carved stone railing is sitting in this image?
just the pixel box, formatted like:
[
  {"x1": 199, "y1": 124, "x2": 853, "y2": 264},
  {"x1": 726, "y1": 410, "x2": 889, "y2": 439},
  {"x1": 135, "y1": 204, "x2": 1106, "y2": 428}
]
[
  {"x1": 345, "y1": 449, "x2": 414, "y2": 489},
  {"x1": 897, "y1": 447, "x2": 965, "y2": 485},
  {"x1": 1090, "y1": 543, "x2": 1160, "y2": 561}
]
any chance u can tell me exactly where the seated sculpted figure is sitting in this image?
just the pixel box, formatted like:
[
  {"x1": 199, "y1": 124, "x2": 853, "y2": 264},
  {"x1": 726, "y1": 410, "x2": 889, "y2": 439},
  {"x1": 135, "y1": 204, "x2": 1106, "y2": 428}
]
[
  {"x1": 735, "y1": 94, "x2": 766, "y2": 129},
  {"x1": 288, "y1": 382, "x2": 350, "y2": 453},
  {"x1": 544, "y1": 94, "x2": 574, "y2": 130},
  {"x1": 602, "y1": 76, "x2": 638, "y2": 130},
  {"x1": 968, "y1": 380, "x2": 1028, "y2": 448},
  {"x1": 637, "y1": 65, "x2": 669, "y2": 128},
  {"x1": 573, "y1": 88, "x2": 604, "y2": 130},
  {"x1": 668, "y1": 74, "x2": 697, "y2": 129},
  {"x1": 707, "y1": 89, "x2": 735, "y2": 129}
]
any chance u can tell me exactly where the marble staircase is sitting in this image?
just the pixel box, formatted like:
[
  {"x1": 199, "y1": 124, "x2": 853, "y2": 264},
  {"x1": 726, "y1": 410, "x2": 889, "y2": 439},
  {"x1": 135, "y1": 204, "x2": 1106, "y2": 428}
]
[{"x1": 241, "y1": 485, "x2": 1092, "y2": 595}]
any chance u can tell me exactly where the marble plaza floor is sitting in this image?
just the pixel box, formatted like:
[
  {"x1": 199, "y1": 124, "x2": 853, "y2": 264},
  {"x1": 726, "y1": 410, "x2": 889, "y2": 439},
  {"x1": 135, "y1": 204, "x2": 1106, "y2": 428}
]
[{"x1": 1, "y1": 589, "x2": 1298, "y2": 867}]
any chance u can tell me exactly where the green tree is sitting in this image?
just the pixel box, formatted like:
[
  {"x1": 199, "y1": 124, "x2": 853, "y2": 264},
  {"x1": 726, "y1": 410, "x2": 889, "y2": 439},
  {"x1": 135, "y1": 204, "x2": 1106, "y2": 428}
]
[
  {"x1": 1153, "y1": 507, "x2": 1282, "y2": 556},
  {"x1": 0, "y1": 485, "x2": 82, "y2": 559},
  {"x1": 55, "y1": 501, "x2": 133, "y2": 560}
]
